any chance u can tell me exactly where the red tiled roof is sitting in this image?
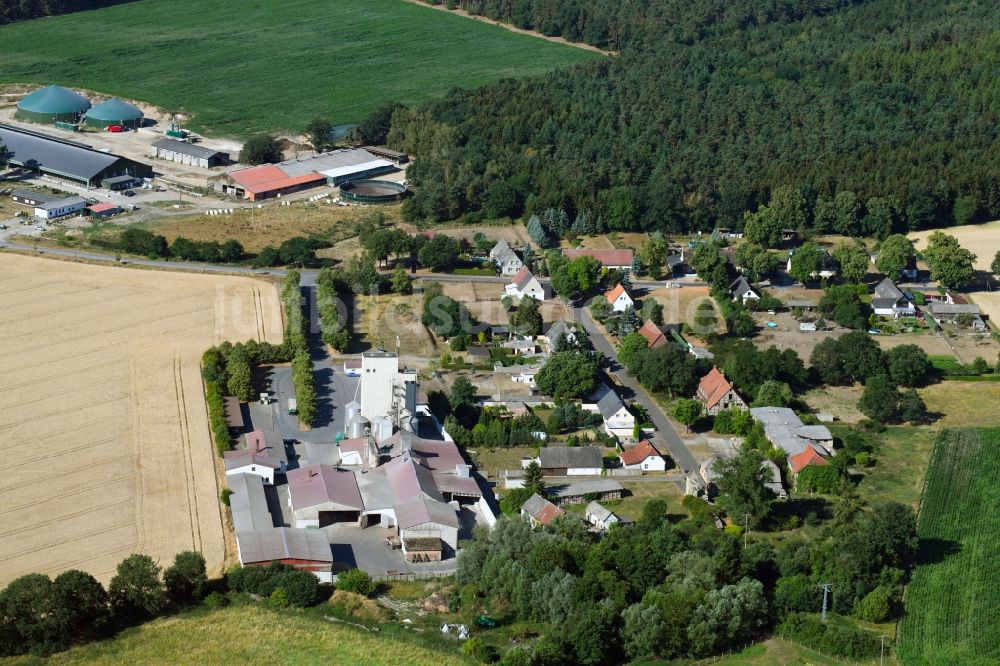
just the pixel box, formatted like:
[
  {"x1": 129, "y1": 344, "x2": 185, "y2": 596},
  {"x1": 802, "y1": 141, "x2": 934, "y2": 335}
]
[
  {"x1": 698, "y1": 367, "x2": 736, "y2": 411},
  {"x1": 511, "y1": 266, "x2": 531, "y2": 285},
  {"x1": 789, "y1": 446, "x2": 828, "y2": 474},
  {"x1": 563, "y1": 248, "x2": 634, "y2": 267},
  {"x1": 227, "y1": 164, "x2": 325, "y2": 195},
  {"x1": 605, "y1": 283, "x2": 628, "y2": 305},
  {"x1": 638, "y1": 320, "x2": 666, "y2": 348},
  {"x1": 619, "y1": 440, "x2": 662, "y2": 466},
  {"x1": 88, "y1": 201, "x2": 119, "y2": 213}
]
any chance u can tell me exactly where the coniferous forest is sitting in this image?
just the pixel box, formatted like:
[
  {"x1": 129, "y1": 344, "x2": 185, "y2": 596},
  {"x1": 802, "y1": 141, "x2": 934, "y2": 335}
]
[{"x1": 392, "y1": 0, "x2": 1000, "y2": 233}]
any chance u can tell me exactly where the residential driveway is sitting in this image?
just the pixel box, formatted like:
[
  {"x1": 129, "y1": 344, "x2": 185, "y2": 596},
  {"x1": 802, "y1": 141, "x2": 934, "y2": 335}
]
[{"x1": 575, "y1": 306, "x2": 699, "y2": 473}]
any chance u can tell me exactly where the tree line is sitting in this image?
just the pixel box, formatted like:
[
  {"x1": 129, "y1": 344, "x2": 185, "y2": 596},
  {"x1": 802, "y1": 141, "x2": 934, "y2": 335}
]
[
  {"x1": 0, "y1": 551, "x2": 208, "y2": 657},
  {"x1": 0, "y1": 0, "x2": 133, "y2": 24},
  {"x1": 387, "y1": 1, "x2": 1000, "y2": 234}
]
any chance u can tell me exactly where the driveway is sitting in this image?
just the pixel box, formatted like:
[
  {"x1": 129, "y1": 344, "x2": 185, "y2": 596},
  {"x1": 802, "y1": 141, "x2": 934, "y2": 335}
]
[{"x1": 575, "y1": 306, "x2": 700, "y2": 473}]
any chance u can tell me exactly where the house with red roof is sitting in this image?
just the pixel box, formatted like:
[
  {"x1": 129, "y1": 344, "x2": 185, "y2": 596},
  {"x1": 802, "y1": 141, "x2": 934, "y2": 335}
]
[
  {"x1": 696, "y1": 367, "x2": 747, "y2": 416},
  {"x1": 505, "y1": 267, "x2": 546, "y2": 301},
  {"x1": 637, "y1": 319, "x2": 668, "y2": 348},
  {"x1": 520, "y1": 493, "x2": 565, "y2": 528},
  {"x1": 788, "y1": 445, "x2": 828, "y2": 485},
  {"x1": 618, "y1": 440, "x2": 667, "y2": 471},
  {"x1": 605, "y1": 283, "x2": 634, "y2": 312},
  {"x1": 563, "y1": 248, "x2": 634, "y2": 270}
]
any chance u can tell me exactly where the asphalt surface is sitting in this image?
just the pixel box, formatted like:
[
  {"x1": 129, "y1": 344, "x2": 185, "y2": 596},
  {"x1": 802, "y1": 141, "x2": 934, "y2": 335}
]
[{"x1": 575, "y1": 305, "x2": 700, "y2": 474}]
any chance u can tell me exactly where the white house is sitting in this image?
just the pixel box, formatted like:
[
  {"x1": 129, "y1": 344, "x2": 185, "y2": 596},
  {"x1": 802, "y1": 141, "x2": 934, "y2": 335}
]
[
  {"x1": 594, "y1": 387, "x2": 636, "y2": 439},
  {"x1": 585, "y1": 501, "x2": 623, "y2": 532},
  {"x1": 223, "y1": 450, "x2": 282, "y2": 485},
  {"x1": 34, "y1": 196, "x2": 86, "y2": 220},
  {"x1": 605, "y1": 283, "x2": 634, "y2": 313},
  {"x1": 618, "y1": 439, "x2": 667, "y2": 471},
  {"x1": 872, "y1": 277, "x2": 915, "y2": 318},
  {"x1": 491, "y1": 239, "x2": 524, "y2": 276},
  {"x1": 505, "y1": 267, "x2": 546, "y2": 301},
  {"x1": 729, "y1": 276, "x2": 760, "y2": 305}
]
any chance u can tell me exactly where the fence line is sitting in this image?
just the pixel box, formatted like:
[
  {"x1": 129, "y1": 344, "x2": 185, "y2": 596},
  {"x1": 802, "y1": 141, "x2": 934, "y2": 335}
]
[{"x1": 372, "y1": 571, "x2": 454, "y2": 583}]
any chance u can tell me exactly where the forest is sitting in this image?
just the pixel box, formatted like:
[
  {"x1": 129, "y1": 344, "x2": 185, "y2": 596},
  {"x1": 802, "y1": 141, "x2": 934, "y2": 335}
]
[{"x1": 393, "y1": 0, "x2": 1000, "y2": 232}]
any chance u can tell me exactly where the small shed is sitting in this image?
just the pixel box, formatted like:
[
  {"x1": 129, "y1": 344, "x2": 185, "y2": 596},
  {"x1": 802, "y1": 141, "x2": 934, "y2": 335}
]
[{"x1": 585, "y1": 501, "x2": 624, "y2": 532}]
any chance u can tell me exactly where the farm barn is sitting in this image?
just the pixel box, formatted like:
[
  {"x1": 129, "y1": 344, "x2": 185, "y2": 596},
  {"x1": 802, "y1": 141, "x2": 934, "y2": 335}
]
[
  {"x1": 149, "y1": 138, "x2": 229, "y2": 168},
  {"x1": 235, "y1": 527, "x2": 334, "y2": 583},
  {"x1": 214, "y1": 148, "x2": 395, "y2": 201},
  {"x1": 84, "y1": 98, "x2": 144, "y2": 130},
  {"x1": 0, "y1": 124, "x2": 152, "y2": 187},
  {"x1": 15, "y1": 84, "x2": 90, "y2": 124}
]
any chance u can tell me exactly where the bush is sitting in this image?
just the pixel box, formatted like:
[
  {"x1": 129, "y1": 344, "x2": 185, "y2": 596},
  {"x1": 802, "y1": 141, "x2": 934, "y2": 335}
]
[
  {"x1": 203, "y1": 591, "x2": 227, "y2": 610},
  {"x1": 336, "y1": 568, "x2": 376, "y2": 597},
  {"x1": 227, "y1": 563, "x2": 321, "y2": 607},
  {"x1": 463, "y1": 637, "x2": 499, "y2": 663},
  {"x1": 796, "y1": 465, "x2": 842, "y2": 493},
  {"x1": 856, "y1": 585, "x2": 893, "y2": 622}
]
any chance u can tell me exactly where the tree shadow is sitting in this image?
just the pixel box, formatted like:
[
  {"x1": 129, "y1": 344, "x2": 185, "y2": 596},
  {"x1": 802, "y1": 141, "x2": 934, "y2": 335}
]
[
  {"x1": 915, "y1": 537, "x2": 961, "y2": 566},
  {"x1": 312, "y1": 365, "x2": 335, "y2": 428}
]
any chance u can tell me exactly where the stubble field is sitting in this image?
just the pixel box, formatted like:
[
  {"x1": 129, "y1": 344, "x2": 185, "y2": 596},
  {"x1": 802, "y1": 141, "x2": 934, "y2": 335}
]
[{"x1": 0, "y1": 254, "x2": 282, "y2": 586}]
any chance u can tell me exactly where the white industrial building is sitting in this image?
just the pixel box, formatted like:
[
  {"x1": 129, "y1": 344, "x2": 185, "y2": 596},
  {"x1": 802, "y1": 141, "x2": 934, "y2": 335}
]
[
  {"x1": 149, "y1": 138, "x2": 230, "y2": 168},
  {"x1": 34, "y1": 196, "x2": 86, "y2": 220}
]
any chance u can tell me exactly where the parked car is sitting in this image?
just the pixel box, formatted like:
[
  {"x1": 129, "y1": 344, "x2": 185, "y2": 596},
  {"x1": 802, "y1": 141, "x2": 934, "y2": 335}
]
[
  {"x1": 122, "y1": 190, "x2": 136, "y2": 197},
  {"x1": 107, "y1": 124, "x2": 125, "y2": 133},
  {"x1": 0, "y1": 224, "x2": 8, "y2": 229},
  {"x1": 33, "y1": 225, "x2": 45, "y2": 231}
]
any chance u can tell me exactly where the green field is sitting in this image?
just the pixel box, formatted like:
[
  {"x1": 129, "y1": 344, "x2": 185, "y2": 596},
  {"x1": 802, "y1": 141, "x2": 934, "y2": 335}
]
[
  {"x1": 898, "y1": 427, "x2": 1000, "y2": 665},
  {"x1": 0, "y1": 0, "x2": 596, "y2": 137},
  {"x1": 2, "y1": 603, "x2": 470, "y2": 666}
]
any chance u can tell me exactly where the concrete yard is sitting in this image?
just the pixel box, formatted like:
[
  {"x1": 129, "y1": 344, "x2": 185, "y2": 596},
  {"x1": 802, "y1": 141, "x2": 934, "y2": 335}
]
[{"x1": 0, "y1": 253, "x2": 283, "y2": 585}]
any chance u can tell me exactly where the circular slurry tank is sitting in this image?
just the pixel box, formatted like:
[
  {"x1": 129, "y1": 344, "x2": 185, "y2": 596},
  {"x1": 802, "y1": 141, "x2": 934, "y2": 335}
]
[
  {"x1": 16, "y1": 85, "x2": 91, "y2": 124},
  {"x1": 339, "y1": 179, "x2": 408, "y2": 204},
  {"x1": 85, "y1": 98, "x2": 144, "y2": 130}
]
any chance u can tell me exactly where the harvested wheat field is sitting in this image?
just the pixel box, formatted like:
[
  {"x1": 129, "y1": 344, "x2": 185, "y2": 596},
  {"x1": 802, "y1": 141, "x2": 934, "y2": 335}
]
[
  {"x1": 0, "y1": 254, "x2": 282, "y2": 586},
  {"x1": 910, "y1": 220, "x2": 1000, "y2": 272}
]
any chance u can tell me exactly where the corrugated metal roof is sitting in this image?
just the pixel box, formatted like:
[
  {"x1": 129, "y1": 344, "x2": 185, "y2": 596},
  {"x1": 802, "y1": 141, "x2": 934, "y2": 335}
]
[
  {"x1": 34, "y1": 196, "x2": 85, "y2": 211},
  {"x1": 152, "y1": 138, "x2": 225, "y2": 159},
  {"x1": 278, "y1": 148, "x2": 382, "y2": 177},
  {"x1": 227, "y1": 473, "x2": 273, "y2": 532},
  {"x1": 0, "y1": 124, "x2": 141, "y2": 182},
  {"x1": 395, "y1": 497, "x2": 459, "y2": 529},
  {"x1": 236, "y1": 527, "x2": 333, "y2": 565},
  {"x1": 539, "y1": 446, "x2": 603, "y2": 469},
  {"x1": 226, "y1": 164, "x2": 325, "y2": 194},
  {"x1": 287, "y1": 464, "x2": 364, "y2": 511}
]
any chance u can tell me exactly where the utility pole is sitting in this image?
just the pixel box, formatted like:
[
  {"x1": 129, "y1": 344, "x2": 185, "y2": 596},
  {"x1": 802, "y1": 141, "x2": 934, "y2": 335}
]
[
  {"x1": 744, "y1": 513, "x2": 749, "y2": 549},
  {"x1": 879, "y1": 634, "x2": 889, "y2": 666},
  {"x1": 818, "y1": 583, "x2": 832, "y2": 622}
]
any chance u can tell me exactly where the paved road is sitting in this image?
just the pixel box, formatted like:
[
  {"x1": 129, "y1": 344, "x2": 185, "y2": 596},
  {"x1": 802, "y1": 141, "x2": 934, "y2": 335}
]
[{"x1": 576, "y1": 305, "x2": 699, "y2": 474}]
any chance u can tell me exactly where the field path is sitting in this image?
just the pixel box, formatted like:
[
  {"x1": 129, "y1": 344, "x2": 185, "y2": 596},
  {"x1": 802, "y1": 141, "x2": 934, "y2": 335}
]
[
  {"x1": 400, "y1": 0, "x2": 616, "y2": 55},
  {"x1": 0, "y1": 254, "x2": 282, "y2": 585}
]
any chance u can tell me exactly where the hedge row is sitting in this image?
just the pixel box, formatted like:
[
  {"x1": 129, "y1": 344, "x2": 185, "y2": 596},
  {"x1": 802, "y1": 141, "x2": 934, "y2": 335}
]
[
  {"x1": 317, "y1": 267, "x2": 352, "y2": 352},
  {"x1": 777, "y1": 613, "x2": 883, "y2": 660},
  {"x1": 281, "y1": 271, "x2": 316, "y2": 427}
]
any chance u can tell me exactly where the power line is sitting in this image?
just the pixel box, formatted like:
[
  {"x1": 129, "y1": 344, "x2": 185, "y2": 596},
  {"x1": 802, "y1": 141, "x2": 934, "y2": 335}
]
[{"x1": 818, "y1": 583, "x2": 832, "y2": 622}]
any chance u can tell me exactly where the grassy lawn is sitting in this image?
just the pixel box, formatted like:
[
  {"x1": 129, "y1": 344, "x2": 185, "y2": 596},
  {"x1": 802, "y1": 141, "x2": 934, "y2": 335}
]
[
  {"x1": 0, "y1": 0, "x2": 597, "y2": 137},
  {"x1": 919, "y1": 381, "x2": 1000, "y2": 427},
  {"x1": 468, "y1": 446, "x2": 537, "y2": 477},
  {"x1": 898, "y1": 428, "x2": 1000, "y2": 665},
  {"x1": 853, "y1": 426, "x2": 937, "y2": 509},
  {"x1": 9, "y1": 603, "x2": 471, "y2": 666}
]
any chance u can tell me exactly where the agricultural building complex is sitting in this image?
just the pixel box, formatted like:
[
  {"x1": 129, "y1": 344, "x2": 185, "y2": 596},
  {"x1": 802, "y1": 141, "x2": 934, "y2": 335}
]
[
  {"x1": 214, "y1": 148, "x2": 396, "y2": 200},
  {"x1": 15, "y1": 84, "x2": 90, "y2": 124},
  {"x1": 0, "y1": 124, "x2": 152, "y2": 187},
  {"x1": 83, "y1": 98, "x2": 144, "y2": 129}
]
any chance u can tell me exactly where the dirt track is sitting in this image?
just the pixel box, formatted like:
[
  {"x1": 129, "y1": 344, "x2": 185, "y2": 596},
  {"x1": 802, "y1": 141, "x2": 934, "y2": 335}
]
[{"x1": 0, "y1": 255, "x2": 282, "y2": 585}]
